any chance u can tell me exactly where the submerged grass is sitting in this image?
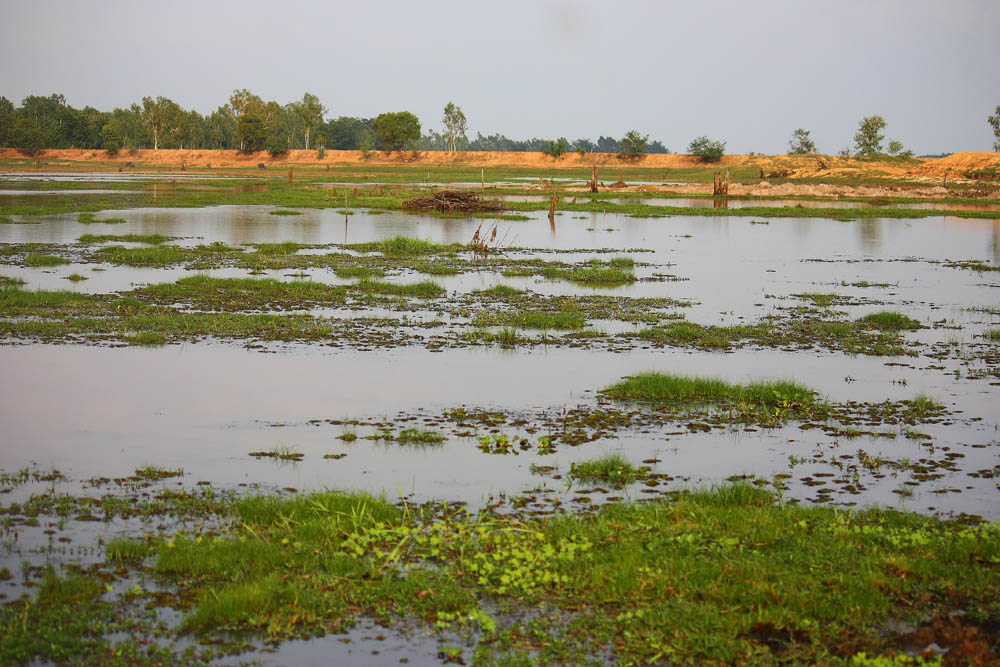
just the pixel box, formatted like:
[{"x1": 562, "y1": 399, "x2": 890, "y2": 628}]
[
  {"x1": 603, "y1": 372, "x2": 815, "y2": 408},
  {"x1": 347, "y1": 236, "x2": 461, "y2": 255},
  {"x1": 77, "y1": 233, "x2": 170, "y2": 245}
]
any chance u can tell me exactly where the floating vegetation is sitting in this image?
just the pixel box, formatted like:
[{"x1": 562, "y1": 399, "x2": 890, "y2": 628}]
[
  {"x1": 856, "y1": 311, "x2": 922, "y2": 331},
  {"x1": 64, "y1": 273, "x2": 88, "y2": 282},
  {"x1": 77, "y1": 212, "x2": 125, "y2": 224},
  {"x1": 133, "y1": 465, "x2": 183, "y2": 480},
  {"x1": 248, "y1": 448, "x2": 304, "y2": 461},
  {"x1": 268, "y1": 209, "x2": 302, "y2": 216}
]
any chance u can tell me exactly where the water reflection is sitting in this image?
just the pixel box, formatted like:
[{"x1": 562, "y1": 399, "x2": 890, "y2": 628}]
[{"x1": 857, "y1": 219, "x2": 883, "y2": 251}]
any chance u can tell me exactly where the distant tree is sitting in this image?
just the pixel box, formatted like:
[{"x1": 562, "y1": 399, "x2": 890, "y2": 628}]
[
  {"x1": 140, "y1": 96, "x2": 182, "y2": 150},
  {"x1": 544, "y1": 137, "x2": 568, "y2": 159},
  {"x1": 647, "y1": 140, "x2": 670, "y2": 154},
  {"x1": 289, "y1": 92, "x2": 326, "y2": 149},
  {"x1": 853, "y1": 115, "x2": 886, "y2": 157},
  {"x1": 688, "y1": 136, "x2": 726, "y2": 162},
  {"x1": 373, "y1": 111, "x2": 421, "y2": 151},
  {"x1": 596, "y1": 136, "x2": 619, "y2": 153},
  {"x1": 237, "y1": 113, "x2": 268, "y2": 152},
  {"x1": 0, "y1": 97, "x2": 13, "y2": 146},
  {"x1": 787, "y1": 128, "x2": 816, "y2": 155},
  {"x1": 573, "y1": 138, "x2": 595, "y2": 153},
  {"x1": 100, "y1": 123, "x2": 122, "y2": 155},
  {"x1": 320, "y1": 116, "x2": 374, "y2": 150},
  {"x1": 989, "y1": 105, "x2": 1000, "y2": 152},
  {"x1": 619, "y1": 130, "x2": 648, "y2": 159},
  {"x1": 358, "y1": 128, "x2": 376, "y2": 158},
  {"x1": 11, "y1": 117, "x2": 46, "y2": 155},
  {"x1": 887, "y1": 140, "x2": 903, "y2": 156},
  {"x1": 442, "y1": 102, "x2": 467, "y2": 152}
]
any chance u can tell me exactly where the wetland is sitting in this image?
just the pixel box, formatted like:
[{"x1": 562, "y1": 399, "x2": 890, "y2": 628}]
[{"x1": 1, "y1": 157, "x2": 999, "y2": 665}]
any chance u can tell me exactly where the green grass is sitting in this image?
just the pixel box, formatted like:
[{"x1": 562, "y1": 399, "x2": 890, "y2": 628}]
[
  {"x1": 77, "y1": 233, "x2": 170, "y2": 245},
  {"x1": 77, "y1": 212, "x2": 126, "y2": 224},
  {"x1": 64, "y1": 273, "x2": 88, "y2": 282},
  {"x1": 603, "y1": 372, "x2": 815, "y2": 407},
  {"x1": 347, "y1": 236, "x2": 461, "y2": 255},
  {"x1": 269, "y1": 209, "x2": 302, "y2": 216},
  {"x1": 542, "y1": 258, "x2": 637, "y2": 285},
  {"x1": 354, "y1": 279, "x2": 445, "y2": 298},
  {"x1": 983, "y1": 329, "x2": 1000, "y2": 342},
  {"x1": 478, "y1": 284, "x2": 525, "y2": 297},
  {"x1": 796, "y1": 292, "x2": 837, "y2": 307},
  {"x1": 463, "y1": 327, "x2": 524, "y2": 346},
  {"x1": 125, "y1": 331, "x2": 167, "y2": 346},
  {"x1": 856, "y1": 311, "x2": 922, "y2": 330},
  {"x1": 569, "y1": 454, "x2": 641, "y2": 485},
  {"x1": 334, "y1": 266, "x2": 385, "y2": 279},
  {"x1": 473, "y1": 309, "x2": 585, "y2": 330},
  {"x1": 25, "y1": 253, "x2": 70, "y2": 267},
  {"x1": 395, "y1": 428, "x2": 447, "y2": 445},
  {"x1": 140, "y1": 275, "x2": 346, "y2": 309},
  {"x1": 414, "y1": 262, "x2": 459, "y2": 276},
  {"x1": 100, "y1": 485, "x2": 1000, "y2": 665},
  {"x1": 906, "y1": 394, "x2": 945, "y2": 419},
  {"x1": 0, "y1": 275, "x2": 25, "y2": 287},
  {"x1": 253, "y1": 242, "x2": 304, "y2": 254}
]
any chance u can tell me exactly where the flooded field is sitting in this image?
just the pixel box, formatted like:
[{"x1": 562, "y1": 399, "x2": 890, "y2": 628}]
[{"x1": 2, "y1": 185, "x2": 999, "y2": 663}]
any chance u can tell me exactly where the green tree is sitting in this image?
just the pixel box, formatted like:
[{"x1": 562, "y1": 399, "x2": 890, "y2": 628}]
[
  {"x1": 989, "y1": 105, "x2": 1000, "y2": 152},
  {"x1": 289, "y1": 92, "x2": 326, "y2": 149},
  {"x1": 237, "y1": 113, "x2": 268, "y2": 152},
  {"x1": 140, "y1": 96, "x2": 182, "y2": 150},
  {"x1": 0, "y1": 96, "x2": 13, "y2": 146},
  {"x1": 619, "y1": 130, "x2": 648, "y2": 159},
  {"x1": 787, "y1": 128, "x2": 816, "y2": 155},
  {"x1": 688, "y1": 136, "x2": 726, "y2": 162},
  {"x1": 100, "y1": 123, "x2": 121, "y2": 155},
  {"x1": 373, "y1": 111, "x2": 421, "y2": 151},
  {"x1": 853, "y1": 115, "x2": 886, "y2": 157},
  {"x1": 11, "y1": 117, "x2": 46, "y2": 155},
  {"x1": 544, "y1": 137, "x2": 568, "y2": 159},
  {"x1": 442, "y1": 102, "x2": 467, "y2": 152}
]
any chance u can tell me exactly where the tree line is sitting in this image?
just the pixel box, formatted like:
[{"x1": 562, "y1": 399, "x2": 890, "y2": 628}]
[{"x1": 0, "y1": 92, "x2": 671, "y2": 157}]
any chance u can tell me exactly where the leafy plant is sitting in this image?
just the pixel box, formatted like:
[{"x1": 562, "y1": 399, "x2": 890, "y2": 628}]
[{"x1": 688, "y1": 136, "x2": 726, "y2": 162}]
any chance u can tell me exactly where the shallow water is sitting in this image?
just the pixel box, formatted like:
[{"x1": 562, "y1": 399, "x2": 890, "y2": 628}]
[{"x1": 1, "y1": 204, "x2": 999, "y2": 521}]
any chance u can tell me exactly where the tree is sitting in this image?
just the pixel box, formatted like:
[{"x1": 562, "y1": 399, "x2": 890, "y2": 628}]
[
  {"x1": 989, "y1": 105, "x2": 1000, "y2": 152},
  {"x1": 544, "y1": 137, "x2": 568, "y2": 159},
  {"x1": 573, "y1": 138, "x2": 595, "y2": 153},
  {"x1": 442, "y1": 102, "x2": 467, "y2": 152},
  {"x1": 11, "y1": 117, "x2": 46, "y2": 155},
  {"x1": 688, "y1": 136, "x2": 726, "y2": 162},
  {"x1": 140, "y1": 96, "x2": 182, "y2": 150},
  {"x1": 373, "y1": 111, "x2": 421, "y2": 151},
  {"x1": 596, "y1": 136, "x2": 619, "y2": 153},
  {"x1": 619, "y1": 130, "x2": 648, "y2": 159},
  {"x1": 289, "y1": 92, "x2": 326, "y2": 149},
  {"x1": 648, "y1": 140, "x2": 670, "y2": 154},
  {"x1": 787, "y1": 128, "x2": 816, "y2": 155},
  {"x1": 0, "y1": 96, "x2": 13, "y2": 146},
  {"x1": 854, "y1": 115, "x2": 886, "y2": 157},
  {"x1": 237, "y1": 113, "x2": 268, "y2": 152}
]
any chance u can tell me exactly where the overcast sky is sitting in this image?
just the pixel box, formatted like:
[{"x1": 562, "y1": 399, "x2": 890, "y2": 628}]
[{"x1": 1, "y1": 0, "x2": 998, "y2": 154}]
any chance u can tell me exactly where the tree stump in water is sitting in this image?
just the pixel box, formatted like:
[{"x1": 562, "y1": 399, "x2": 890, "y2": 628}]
[
  {"x1": 590, "y1": 166, "x2": 598, "y2": 193},
  {"x1": 713, "y1": 170, "x2": 729, "y2": 197}
]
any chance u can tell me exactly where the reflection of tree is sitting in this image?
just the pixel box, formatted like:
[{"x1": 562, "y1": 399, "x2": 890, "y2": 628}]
[
  {"x1": 992, "y1": 221, "x2": 1000, "y2": 263},
  {"x1": 858, "y1": 219, "x2": 883, "y2": 251}
]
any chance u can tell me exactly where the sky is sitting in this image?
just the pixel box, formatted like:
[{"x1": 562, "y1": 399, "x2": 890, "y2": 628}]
[{"x1": 1, "y1": 0, "x2": 998, "y2": 155}]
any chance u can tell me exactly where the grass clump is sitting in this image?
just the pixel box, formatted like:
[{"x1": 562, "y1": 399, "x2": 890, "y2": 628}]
[
  {"x1": 77, "y1": 233, "x2": 169, "y2": 245},
  {"x1": 603, "y1": 372, "x2": 814, "y2": 408},
  {"x1": 0, "y1": 276, "x2": 25, "y2": 287},
  {"x1": 64, "y1": 273, "x2": 88, "y2": 282},
  {"x1": 414, "y1": 262, "x2": 459, "y2": 276},
  {"x1": 478, "y1": 284, "x2": 525, "y2": 298},
  {"x1": 125, "y1": 332, "x2": 167, "y2": 346},
  {"x1": 543, "y1": 258, "x2": 637, "y2": 286},
  {"x1": 569, "y1": 454, "x2": 641, "y2": 486},
  {"x1": 906, "y1": 394, "x2": 945, "y2": 419},
  {"x1": 355, "y1": 279, "x2": 444, "y2": 298},
  {"x1": 269, "y1": 209, "x2": 303, "y2": 216},
  {"x1": 25, "y1": 253, "x2": 70, "y2": 267},
  {"x1": 334, "y1": 266, "x2": 384, "y2": 279},
  {"x1": 473, "y1": 309, "x2": 585, "y2": 330},
  {"x1": 78, "y1": 212, "x2": 125, "y2": 224},
  {"x1": 395, "y1": 428, "x2": 447, "y2": 445},
  {"x1": 254, "y1": 242, "x2": 303, "y2": 254},
  {"x1": 463, "y1": 327, "x2": 524, "y2": 347},
  {"x1": 983, "y1": 329, "x2": 1000, "y2": 342},
  {"x1": 347, "y1": 236, "x2": 459, "y2": 255},
  {"x1": 856, "y1": 311, "x2": 922, "y2": 330},
  {"x1": 796, "y1": 292, "x2": 837, "y2": 307}
]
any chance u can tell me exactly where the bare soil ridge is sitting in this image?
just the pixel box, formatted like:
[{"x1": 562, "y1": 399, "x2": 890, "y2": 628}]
[{"x1": 3, "y1": 148, "x2": 998, "y2": 180}]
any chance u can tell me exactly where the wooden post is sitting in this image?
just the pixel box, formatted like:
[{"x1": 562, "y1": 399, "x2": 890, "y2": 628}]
[
  {"x1": 481, "y1": 168, "x2": 485, "y2": 192},
  {"x1": 591, "y1": 166, "x2": 598, "y2": 193},
  {"x1": 288, "y1": 166, "x2": 293, "y2": 184},
  {"x1": 548, "y1": 195, "x2": 557, "y2": 221}
]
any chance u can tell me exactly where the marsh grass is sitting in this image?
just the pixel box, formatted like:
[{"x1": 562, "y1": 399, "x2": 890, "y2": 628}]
[
  {"x1": 347, "y1": 236, "x2": 461, "y2": 255},
  {"x1": 0, "y1": 276, "x2": 25, "y2": 287},
  {"x1": 906, "y1": 394, "x2": 945, "y2": 419},
  {"x1": 395, "y1": 428, "x2": 447, "y2": 446},
  {"x1": 542, "y1": 258, "x2": 636, "y2": 285},
  {"x1": 64, "y1": 273, "x2": 88, "y2": 282},
  {"x1": 478, "y1": 285, "x2": 525, "y2": 297},
  {"x1": 569, "y1": 454, "x2": 641, "y2": 486},
  {"x1": 334, "y1": 266, "x2": 384, "y2": 279},
  {"x1": 414, "y1": 262, "x2": 459, "y2": 276},
  {"x1": 125, "y1": 331, "x2": 167, "y2": 346},
  {"x1": 983, "y1": 329, "x2": 1000, "y2": 342},
  {"x1": 354, "y1": 279, "x2": 444, "y2": 298},
  {"x1": 254, "y1": 242, "x2": 303, "y2": 254},
  {"x1": 856, "y1": 311, "x2": 922, "y2": 330},
  {"x1": 77, "y1": 233, "x2": 170, "y2": 245},
  {"x1": 473, "y1": 309, "x2": 585, "y2": 330},
  {"x1": 269, "y1": 209, "x2": 302, "y2": 216},
  {"x1": 463, "y1": 327, "x2": 524, "y2": 346},
  {"x1": 77, "y1": 212, "x2": 126, "y2": 224},
  {"x1": 603, "y1": 372, "x2": 814, "y2": 408},
  {"x1": 797, "y1": 292, "x2": 837, "y2": 307},
  {"x1": 94, "y1": 484, "x2": 1000, "y2": 665},
  {"x1": 25, "y1": 253, "x2": 70, "y2": 267}
]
